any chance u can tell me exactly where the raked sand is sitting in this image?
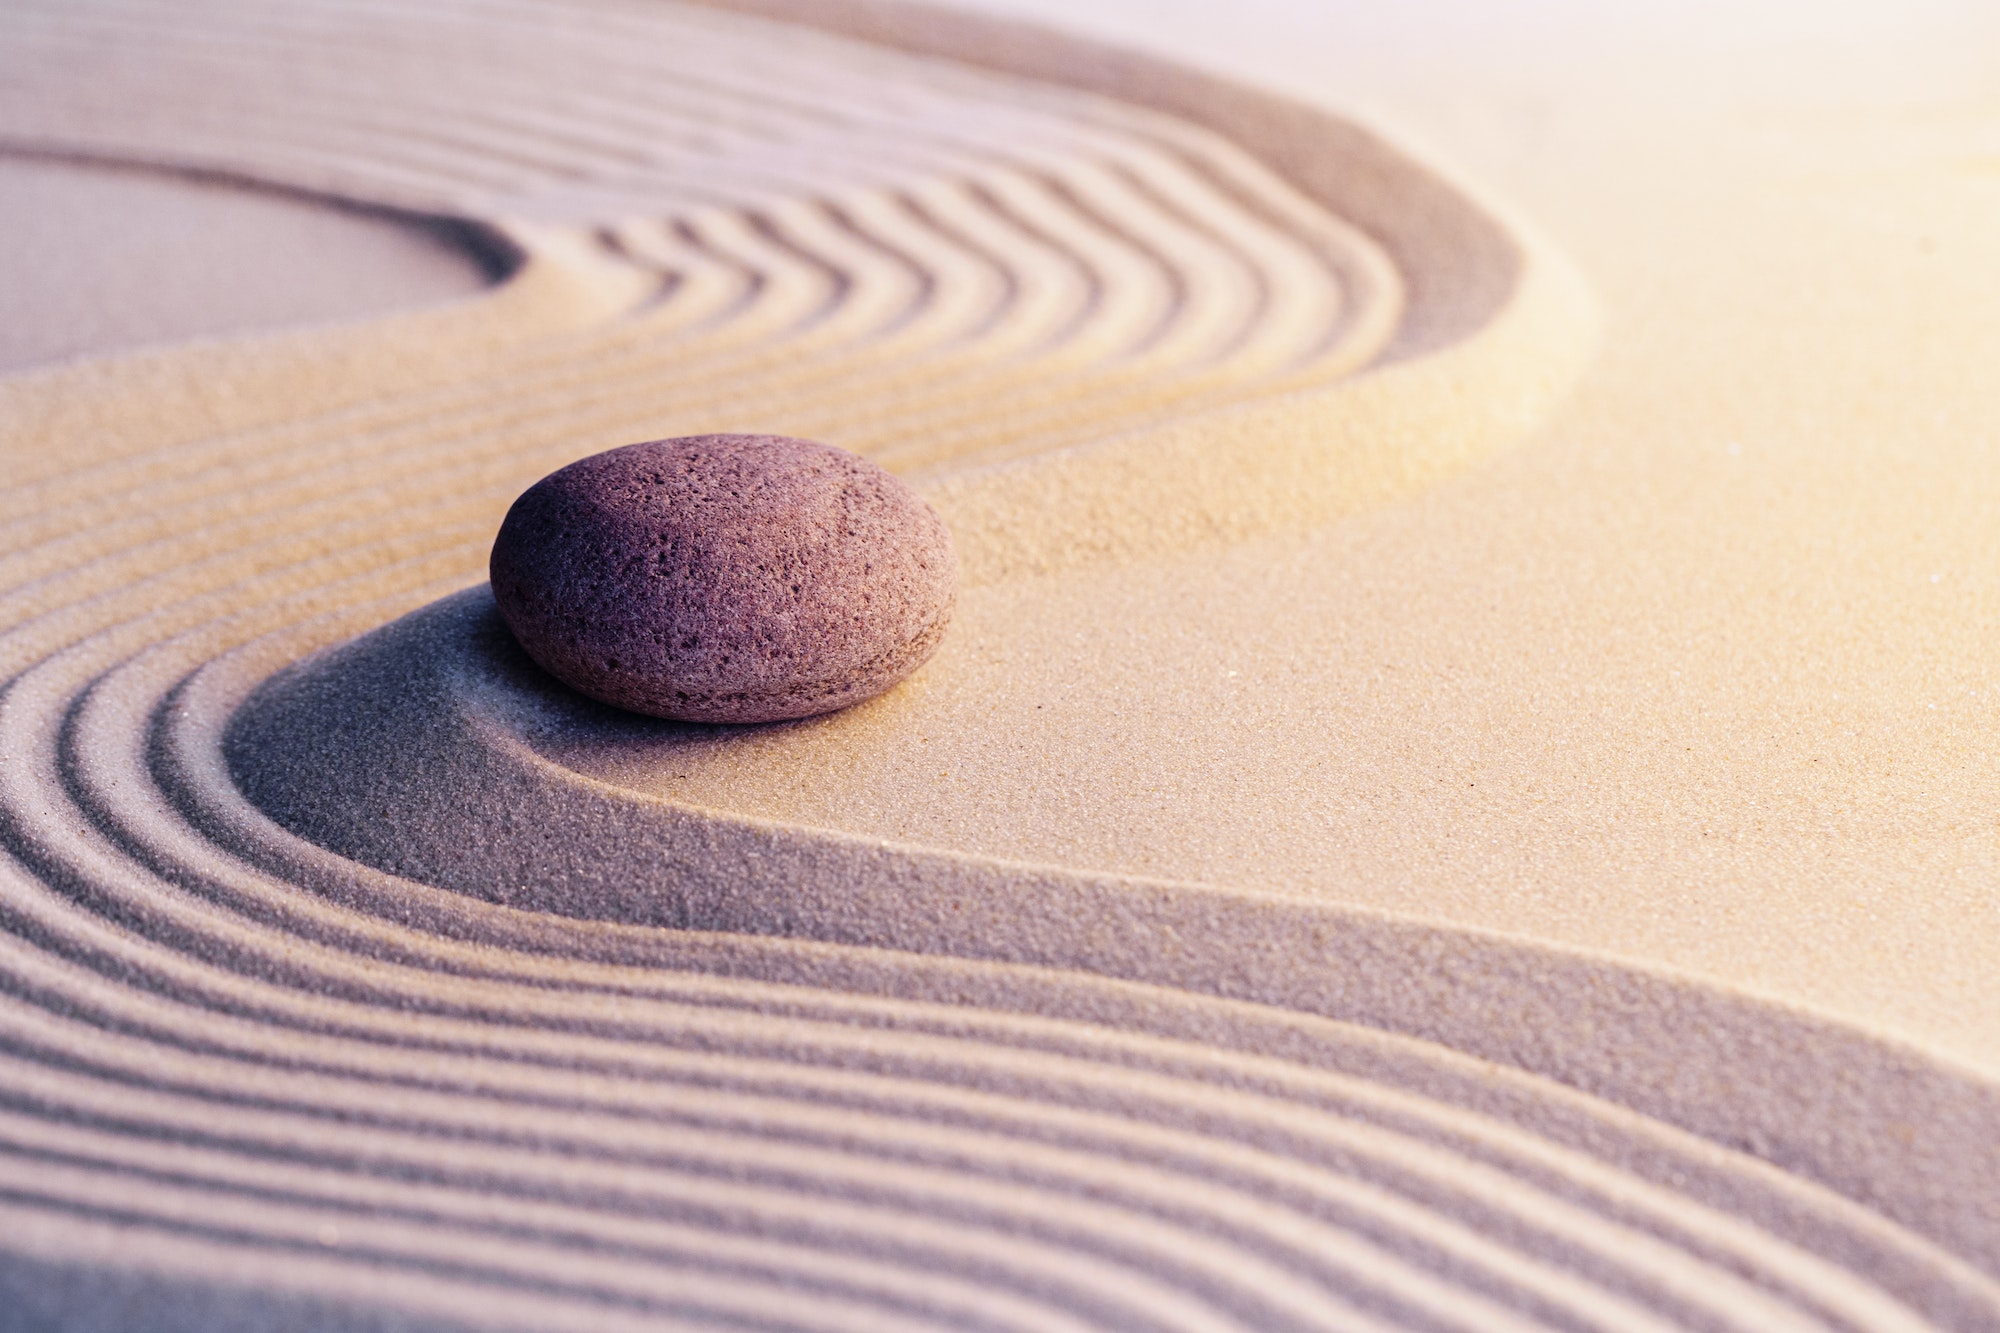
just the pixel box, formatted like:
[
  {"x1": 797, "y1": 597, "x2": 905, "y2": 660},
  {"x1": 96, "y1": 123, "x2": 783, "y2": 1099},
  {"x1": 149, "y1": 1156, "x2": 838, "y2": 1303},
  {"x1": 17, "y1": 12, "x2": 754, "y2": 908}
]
[
  {"x1": 3, "y1": 0, "x2": 2000, "y2": 1327},
  {"x1": 0, "y1": 154, "x2": 498, "y2": 374}
]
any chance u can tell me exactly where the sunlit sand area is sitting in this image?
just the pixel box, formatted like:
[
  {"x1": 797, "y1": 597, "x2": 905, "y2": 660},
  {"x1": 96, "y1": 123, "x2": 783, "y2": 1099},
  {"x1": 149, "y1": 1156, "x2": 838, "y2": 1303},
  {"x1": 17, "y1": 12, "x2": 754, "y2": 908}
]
[{"x1": 3, "y1": 0, "x2": 1999, "y2": 1326}]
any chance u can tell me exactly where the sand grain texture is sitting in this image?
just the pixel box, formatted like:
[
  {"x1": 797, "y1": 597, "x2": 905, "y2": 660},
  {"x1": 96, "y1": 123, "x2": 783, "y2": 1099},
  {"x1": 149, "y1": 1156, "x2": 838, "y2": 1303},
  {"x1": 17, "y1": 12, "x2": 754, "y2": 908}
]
[
  {"x1": 0, "y1": 153, "x2": 500, "y2": 373},
  {"x1": 2, "y1": 0, "x2": 1997, "y2": 1328}
]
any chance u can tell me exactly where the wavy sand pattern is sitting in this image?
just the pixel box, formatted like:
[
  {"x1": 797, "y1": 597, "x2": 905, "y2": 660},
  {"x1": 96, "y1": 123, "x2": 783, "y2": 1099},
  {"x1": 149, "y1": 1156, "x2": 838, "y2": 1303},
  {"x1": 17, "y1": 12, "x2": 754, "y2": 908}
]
[{"x1": 2, "y1": 0, "x2": 1996, "y2": 1327}]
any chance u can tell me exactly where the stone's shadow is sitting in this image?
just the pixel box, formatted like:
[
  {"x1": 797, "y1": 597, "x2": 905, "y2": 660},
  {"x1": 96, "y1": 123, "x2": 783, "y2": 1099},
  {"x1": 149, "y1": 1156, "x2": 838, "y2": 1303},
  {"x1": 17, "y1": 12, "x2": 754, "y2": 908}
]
[
  {"x1": 480, "y1": 602, "x2": 742, "y2": 747},
  {"x1": 226, "y1": 586, "x2": 866, "y2": 927},
  {"x1": 475, "y1": 593, "x2": 840, "y2": 772}
]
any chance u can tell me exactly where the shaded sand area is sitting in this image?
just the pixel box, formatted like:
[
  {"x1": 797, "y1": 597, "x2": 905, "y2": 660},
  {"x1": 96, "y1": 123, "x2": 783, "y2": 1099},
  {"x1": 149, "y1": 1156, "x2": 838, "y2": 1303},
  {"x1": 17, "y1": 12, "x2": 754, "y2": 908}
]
[
  {"x1": 4, "y1": 0, "x2": 2000, "y2": 1327},
  {"x1": 0, "y1": 154, "x2": 499, "y2": 372}
]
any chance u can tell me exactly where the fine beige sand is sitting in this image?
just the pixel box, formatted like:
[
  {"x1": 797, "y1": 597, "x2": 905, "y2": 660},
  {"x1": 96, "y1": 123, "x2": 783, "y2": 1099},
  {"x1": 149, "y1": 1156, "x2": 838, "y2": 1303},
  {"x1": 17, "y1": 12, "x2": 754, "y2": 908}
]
[
  {"x1": 3, "y1": 0, "x2": 1999, "y2": 1328},
  {"x1": 0, "y1": 154, "x2": 498, "y2": 373}
]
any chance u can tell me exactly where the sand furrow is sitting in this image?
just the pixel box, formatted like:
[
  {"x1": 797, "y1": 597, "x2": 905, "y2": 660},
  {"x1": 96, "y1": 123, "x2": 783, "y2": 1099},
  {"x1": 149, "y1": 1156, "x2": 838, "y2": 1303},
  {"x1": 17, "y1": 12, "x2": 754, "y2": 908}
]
[
  {"x1": 0, "y1": 588, "x2": 1968, "y2": 1320},
  {"x1": 0, "y1": 138, "x2": 1382, "y2": 580},
  {"x1": 0, "y1": 606, "x2": 1965, "y2": 1327},
  {"x1": 0, "y1": 855, "x2": 1918, "y2": 1333},
  {"x1": 9, "y1": 0, "x2": 1980, "y2": 1328}
]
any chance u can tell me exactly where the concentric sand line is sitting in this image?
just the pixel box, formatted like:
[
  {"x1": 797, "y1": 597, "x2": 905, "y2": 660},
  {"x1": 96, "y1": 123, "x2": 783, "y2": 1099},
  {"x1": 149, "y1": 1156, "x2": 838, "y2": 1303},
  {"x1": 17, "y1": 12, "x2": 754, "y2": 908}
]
[{"x1": 5, "y1": 0, "x2": 1994, "y2": 1328}]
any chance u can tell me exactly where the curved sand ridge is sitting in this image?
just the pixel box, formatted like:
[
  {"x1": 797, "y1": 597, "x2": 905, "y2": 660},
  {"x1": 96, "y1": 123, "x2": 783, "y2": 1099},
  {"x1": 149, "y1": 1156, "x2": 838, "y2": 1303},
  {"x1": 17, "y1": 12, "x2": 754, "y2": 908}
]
[
  {"x1": 0, "y1": 0, "x2": 1585, "y2": 579},
  {"x1": 5, "y1": 590, "x2": 1990, "y2": 1330},
  {"x1": 5, "y1": 0, "x2": 1995, "y2": 1326}
]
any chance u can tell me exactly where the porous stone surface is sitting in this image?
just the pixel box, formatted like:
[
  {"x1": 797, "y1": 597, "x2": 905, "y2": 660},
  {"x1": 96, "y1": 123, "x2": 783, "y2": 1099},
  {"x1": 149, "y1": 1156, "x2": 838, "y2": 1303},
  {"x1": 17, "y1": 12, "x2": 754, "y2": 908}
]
[{"x1": 490, "y1": 434, "x2": 956, "y2": 723}]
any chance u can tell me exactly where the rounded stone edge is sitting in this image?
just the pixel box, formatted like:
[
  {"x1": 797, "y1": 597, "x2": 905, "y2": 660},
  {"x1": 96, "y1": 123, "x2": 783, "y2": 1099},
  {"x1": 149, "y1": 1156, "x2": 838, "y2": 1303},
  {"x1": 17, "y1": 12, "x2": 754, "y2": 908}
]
[{"x1": 488, "y1": 435, "x2": 958, "y2": 724}]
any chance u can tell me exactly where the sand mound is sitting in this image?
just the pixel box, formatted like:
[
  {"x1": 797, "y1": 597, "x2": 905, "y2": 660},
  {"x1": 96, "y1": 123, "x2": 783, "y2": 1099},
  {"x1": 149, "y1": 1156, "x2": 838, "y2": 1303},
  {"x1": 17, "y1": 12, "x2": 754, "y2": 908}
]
[{"x1": 4, "y1": 0, "x2": 1994, "y2": 1327}]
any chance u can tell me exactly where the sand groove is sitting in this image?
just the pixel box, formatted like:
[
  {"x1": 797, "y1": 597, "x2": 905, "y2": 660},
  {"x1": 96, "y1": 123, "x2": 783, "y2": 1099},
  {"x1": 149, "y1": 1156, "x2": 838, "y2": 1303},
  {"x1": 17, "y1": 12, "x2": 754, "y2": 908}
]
[{"x1": 3, "y1": 0, "x2": 1994, "y2": 1327}]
